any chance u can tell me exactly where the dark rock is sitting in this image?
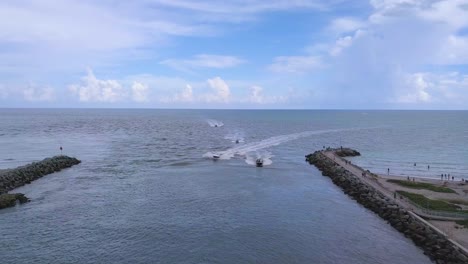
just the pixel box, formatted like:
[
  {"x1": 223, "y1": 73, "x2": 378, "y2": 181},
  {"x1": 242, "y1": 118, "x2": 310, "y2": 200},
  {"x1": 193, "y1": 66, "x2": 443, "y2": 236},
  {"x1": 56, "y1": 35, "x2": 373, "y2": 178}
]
[
  {"x1": 0, "y1": 155, "x2": 80, "y2": 210},
  {"x1": 334, "y1": 148, "x2": 361, "y2": 157},
  {"x1": 305, "y1": 149, "x2": 468, "y2": 264},
  {"x1": 0, "y1": 193, "x2": 30, "y2": 209},
  {"x1": 0, "y1": 155, "x2": 80, "y2": 196}
]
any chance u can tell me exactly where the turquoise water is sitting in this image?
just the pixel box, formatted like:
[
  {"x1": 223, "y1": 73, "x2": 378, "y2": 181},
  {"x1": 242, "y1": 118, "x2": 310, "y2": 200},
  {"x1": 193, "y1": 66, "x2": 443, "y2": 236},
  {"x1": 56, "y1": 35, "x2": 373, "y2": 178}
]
[{"x1": 1, "y1": 109, "x2": 466, "y2": 263}]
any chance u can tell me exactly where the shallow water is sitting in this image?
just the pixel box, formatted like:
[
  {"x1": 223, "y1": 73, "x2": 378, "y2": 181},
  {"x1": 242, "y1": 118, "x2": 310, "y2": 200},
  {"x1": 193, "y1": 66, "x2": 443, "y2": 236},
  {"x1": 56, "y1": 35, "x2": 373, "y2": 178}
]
[{"x1": 2, "y1": 109, "x2": 465, "y2": 263}]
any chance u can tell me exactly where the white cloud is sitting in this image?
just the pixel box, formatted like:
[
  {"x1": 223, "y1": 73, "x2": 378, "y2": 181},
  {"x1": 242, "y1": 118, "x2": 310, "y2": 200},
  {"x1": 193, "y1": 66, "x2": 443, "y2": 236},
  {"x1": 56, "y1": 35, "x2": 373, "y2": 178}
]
[
  {"x1": 392, "y1": 71, "x2": 468, "y2": 105},
  {"x1": 69, "y1": 69, "x2": 125, "y2": 102},
  {"x1": 150, "y1": 0, "x2": 330, "y2": 16},
  {"x1": 205, "y1": 77, "x2": 231, "y2": 103},
  {"x1": 160, "y1": 84, "x2": 195, "y2": 103},
  {"x1": 161, "y1": 54, "x2": 245, "y2": 71},
  {"x1": 131, "y1": 82, "x2": 149, "y2": 102},
  {"x1": 177, "y1": 84, "x2": 194, "y2": 102},
  {"x1": 0, "y1": 0, "x2": 337, "y2": 79},
  {"x1": 328, "y1": 17, "x2": 366, "y2": 34},
  {"x1": 417, "y1": 0, "x2": 468, "y2": 30},
  {"x1": 397, "y1": 73, "x2": 432, "y2": 103},
  {"x1": 435, "y1": 35, "x2": 468, "y2": 65},
  {"x1": 268, "y1": 55, "x2": 323, "y2": 73},
  {"x1": 245, "y1": 85, "x2": 288, "y2": 104},
  {"x1": 329, "y1": 29, "x2": 366, "y2": 56},
  {"x1": 22, "y1": 84, "x2": 55, "y2": 102}
]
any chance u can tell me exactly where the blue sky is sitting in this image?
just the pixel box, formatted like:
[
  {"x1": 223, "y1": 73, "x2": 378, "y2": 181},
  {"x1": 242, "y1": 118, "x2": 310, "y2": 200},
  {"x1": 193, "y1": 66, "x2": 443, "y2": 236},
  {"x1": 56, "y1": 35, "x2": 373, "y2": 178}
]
[{"x1": 1, "y1": 0, "x2": 468, "y2": 109}]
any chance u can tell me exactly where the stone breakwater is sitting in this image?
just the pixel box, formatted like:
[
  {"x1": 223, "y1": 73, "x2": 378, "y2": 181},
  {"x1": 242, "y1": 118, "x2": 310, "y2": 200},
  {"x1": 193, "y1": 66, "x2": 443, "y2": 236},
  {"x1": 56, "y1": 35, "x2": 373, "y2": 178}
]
[
  {"x1": 0, "y1": 155, "x2": 80, "y2": 209},
  {"x1": 306, "y1": 149, "x2": 468, "y2": 264}
]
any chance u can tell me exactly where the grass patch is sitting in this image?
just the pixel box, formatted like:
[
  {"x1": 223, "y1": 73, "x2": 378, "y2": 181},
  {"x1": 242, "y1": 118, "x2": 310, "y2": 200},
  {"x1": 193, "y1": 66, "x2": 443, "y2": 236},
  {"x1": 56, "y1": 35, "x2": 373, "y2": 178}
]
[
  {"x1": 387, "y1": 179, "x2": 456, "y2": 193},
  {"x1": 456, "y1": 220, "x2": 468, "y2": 228},
  {"x1": 445, "y1": 199, "x2": 468, "y2": 206},
  {"x1": 396, "y1": 191, "x2": 463, "y2": 212}
]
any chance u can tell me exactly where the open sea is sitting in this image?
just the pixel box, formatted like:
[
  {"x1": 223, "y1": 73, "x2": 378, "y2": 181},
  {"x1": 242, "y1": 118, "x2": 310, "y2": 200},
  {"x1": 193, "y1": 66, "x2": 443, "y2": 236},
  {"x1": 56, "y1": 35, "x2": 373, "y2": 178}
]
[{"x1": 1, "y1": 109, "x2": 467, "y2": 264}]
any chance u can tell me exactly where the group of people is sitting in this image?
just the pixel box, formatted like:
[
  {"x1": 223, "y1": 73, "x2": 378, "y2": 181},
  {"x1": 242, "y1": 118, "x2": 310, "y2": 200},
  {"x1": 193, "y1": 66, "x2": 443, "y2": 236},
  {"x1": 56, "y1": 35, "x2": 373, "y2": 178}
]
[
  {"x1": 440, "y1": 174, "x2": 464, "y2": 182},
  {"x1": 441, "y1": 173, "x2": 454, "y2": 181},
  {"x1": 386, "y1": 163, "x2": 463, "y2": 183}
]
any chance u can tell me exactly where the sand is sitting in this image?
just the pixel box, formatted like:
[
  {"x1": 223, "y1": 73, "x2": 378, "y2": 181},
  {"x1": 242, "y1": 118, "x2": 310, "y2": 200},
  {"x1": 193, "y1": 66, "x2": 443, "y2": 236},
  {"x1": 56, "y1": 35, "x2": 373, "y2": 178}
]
[{"x1": 324, "y1": 151, "x2": 468, "y2": 249}]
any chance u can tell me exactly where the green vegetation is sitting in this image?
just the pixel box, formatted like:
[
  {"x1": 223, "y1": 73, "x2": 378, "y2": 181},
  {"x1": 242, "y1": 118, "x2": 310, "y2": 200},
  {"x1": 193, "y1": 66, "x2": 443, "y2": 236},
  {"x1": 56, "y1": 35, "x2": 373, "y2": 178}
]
[
  {"x1": 456, "y1": 220, "x2": 468, "y2": 228},
  {"x1": 387, "y1": 179, "x2": 456, "y2": 193},
  {"x1": 396, "y1": 191, "x2": 463, "y2": 212},
  {"x1": 444, "y1": 199, "x2": 468, "y2": 206}
]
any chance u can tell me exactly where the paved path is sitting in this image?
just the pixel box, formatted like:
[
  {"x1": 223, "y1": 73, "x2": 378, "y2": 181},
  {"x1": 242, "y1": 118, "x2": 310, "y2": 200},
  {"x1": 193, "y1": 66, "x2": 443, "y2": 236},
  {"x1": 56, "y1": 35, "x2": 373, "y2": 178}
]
[
  {"x1": 322, "y1": 150, "x2": 468, "y2": 253},
  {"x1": 323, "y1": 151, "x2": 461, "y2": 221}
]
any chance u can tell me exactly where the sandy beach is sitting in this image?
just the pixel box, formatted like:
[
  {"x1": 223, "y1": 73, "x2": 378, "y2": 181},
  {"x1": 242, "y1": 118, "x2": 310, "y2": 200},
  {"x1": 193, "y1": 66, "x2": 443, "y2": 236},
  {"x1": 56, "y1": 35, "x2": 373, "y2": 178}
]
[{"x1": 326, "y1": 151, "x2": 468, "y2": 249}]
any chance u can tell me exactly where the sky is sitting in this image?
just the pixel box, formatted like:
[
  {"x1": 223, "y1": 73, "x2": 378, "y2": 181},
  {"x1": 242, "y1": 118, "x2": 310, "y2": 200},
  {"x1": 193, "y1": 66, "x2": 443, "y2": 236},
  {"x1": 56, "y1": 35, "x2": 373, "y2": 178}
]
[{"x1": 1, "y1": 0, "x2": 468, "y2": 109}]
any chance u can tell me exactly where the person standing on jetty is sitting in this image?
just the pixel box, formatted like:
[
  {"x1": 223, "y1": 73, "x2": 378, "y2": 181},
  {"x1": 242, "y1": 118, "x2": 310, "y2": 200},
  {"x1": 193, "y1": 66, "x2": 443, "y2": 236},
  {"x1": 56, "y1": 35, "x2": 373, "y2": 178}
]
[
  {"x1": 427, "y1": 165, "x2": 430, "y2": 170},
  {"x1": 387, "y1": 168, "x2": 390, "y2": 175}
]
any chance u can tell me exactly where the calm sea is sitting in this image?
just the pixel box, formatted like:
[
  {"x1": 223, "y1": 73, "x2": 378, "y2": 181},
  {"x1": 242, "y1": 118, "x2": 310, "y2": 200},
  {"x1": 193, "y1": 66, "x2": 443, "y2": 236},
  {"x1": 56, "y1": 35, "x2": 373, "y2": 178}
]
[{"x1": 1, "y1": 109, "x2": 466, "y2": 264}]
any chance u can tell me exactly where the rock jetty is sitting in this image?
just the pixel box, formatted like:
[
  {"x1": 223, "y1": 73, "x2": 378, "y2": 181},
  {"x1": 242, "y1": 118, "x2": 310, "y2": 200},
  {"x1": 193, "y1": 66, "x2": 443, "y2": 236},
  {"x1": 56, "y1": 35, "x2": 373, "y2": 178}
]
[
  {"x1": 0, "y1": 155, "x2": 80, "y2": 209},
  {"x1": 306, "y1": 149, "x2": 468, "y2": 264}
]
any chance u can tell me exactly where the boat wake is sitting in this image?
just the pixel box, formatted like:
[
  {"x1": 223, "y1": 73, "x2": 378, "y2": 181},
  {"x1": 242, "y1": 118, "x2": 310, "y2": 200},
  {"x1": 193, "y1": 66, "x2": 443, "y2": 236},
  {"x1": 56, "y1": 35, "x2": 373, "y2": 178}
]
[
  {"x1": 224, "y1": 131, "x2": 244, "y2": 143},
  {"x1": 207, "y1": 119, "x2": 224, "y2": 127},
  {"x1": 245, "y1": 151, "x2": 273, "y2": 166},
  {"x1": 203, "y1": 128, "x2": 358, "y2": 162}
]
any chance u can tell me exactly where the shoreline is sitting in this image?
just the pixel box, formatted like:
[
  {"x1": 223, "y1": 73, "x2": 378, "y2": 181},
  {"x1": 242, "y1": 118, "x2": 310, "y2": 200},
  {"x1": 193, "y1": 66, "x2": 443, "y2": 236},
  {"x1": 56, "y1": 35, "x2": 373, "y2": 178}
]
[{"x1": 306, "y1": 148, "x2": 468, "y2": 264}]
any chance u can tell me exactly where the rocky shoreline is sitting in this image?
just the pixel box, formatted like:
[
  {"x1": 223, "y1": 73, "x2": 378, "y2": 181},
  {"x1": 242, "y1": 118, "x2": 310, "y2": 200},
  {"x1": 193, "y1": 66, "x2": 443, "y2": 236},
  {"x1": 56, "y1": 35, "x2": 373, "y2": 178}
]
[
  {"x1": 306, "y1": 149, "x2": 468, "y2": 264},
  {"x1": 0, "y1": 155, "x2": 80, "y2": 209}
]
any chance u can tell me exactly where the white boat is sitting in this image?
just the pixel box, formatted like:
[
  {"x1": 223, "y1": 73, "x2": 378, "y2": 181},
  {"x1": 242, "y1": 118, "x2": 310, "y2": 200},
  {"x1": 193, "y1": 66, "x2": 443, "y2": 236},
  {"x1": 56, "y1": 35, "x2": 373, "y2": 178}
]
[
  {"x1": 213, "y1": 154, "x2": 220, "y2": 160},
  {"x1": 256, "y1": 158, "x2": 263, "y2": 167}
]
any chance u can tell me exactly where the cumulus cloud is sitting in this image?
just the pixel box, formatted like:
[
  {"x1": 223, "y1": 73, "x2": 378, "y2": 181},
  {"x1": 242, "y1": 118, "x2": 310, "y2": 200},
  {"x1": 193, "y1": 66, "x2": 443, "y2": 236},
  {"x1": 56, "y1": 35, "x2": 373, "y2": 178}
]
[
  {"x1": 291, "y1": 0, "x2": 468, "y2": 107},
  {"x1": 396, "y1": 73, "x2": 432, "y2": 103},
  {"x1": 69, "y1": 69, "x2": 125, "y2": 102},
  {"x1": 268, "y1": 55, "x2": 323, "y2": 73},
  {"x1": 245, "y1": 85, "x2": 288, "y2": 104},
  {"x1": 131, "y1": 81, "x2": 149, "y2": 102},
  {"x1": 23, "y1": 84, "x2": 55, "y2": 102},
  {"x1": 394, "y1": 71, "x2": 468, "y2": 105},
  {"x1": 204, "y1": 77, "x2": 231, "y2": 102},
  {"x1": 176, "y1": 84, "x2": 194, "y2": 102}
]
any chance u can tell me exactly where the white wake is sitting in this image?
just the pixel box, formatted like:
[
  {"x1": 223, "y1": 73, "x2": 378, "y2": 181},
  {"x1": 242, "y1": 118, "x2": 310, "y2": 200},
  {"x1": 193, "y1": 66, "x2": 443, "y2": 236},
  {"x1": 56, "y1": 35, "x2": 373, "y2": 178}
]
[
  {"x1": 207, "y1": 119, "x2": 224, "y2": 127},
  {"x1": 203, "y1": 128, "x2": 354, "y2": 161}
]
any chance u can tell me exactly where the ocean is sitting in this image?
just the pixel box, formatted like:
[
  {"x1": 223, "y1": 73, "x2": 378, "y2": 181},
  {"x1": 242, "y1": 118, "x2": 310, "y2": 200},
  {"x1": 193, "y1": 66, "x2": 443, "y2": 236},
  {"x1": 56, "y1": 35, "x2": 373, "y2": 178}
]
[{"x1": 1, "y1": 109, "x2": 466, "y2": 263}]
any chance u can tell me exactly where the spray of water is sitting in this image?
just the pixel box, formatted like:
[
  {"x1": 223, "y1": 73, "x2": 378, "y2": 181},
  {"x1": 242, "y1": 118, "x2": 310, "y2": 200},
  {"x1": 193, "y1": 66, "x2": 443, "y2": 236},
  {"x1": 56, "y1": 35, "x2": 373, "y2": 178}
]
[
  {"x1": 203, "y1": 128, "x2": 355, "y2": 161},
  {"x1": 206, "y1": 119, "x2": 224, "y2": 127},
  {"x1": 245, "y1": 151, "x2": 273, "y2": 166},
  {"x1": 224, "y1": 131, "x2": 245, "y2": 143}
]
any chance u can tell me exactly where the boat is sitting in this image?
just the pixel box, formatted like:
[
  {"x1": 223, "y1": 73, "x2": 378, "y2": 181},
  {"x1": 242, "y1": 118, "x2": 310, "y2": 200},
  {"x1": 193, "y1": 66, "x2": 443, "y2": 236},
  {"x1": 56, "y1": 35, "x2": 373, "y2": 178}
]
[
  {"x1": 235, "y1": 139, "x2": 239, "y2": 144},
  {"x1": 213, "y1": 154, "x2": 220, "y2": 160},
  {"x1": 256, "y1": 158, "x2": 263, "y2": 167}
]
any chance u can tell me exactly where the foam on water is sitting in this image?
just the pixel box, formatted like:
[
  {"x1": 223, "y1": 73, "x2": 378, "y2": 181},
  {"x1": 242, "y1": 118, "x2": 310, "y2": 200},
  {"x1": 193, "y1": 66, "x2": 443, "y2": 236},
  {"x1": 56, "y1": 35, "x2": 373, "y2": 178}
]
[
  {"x1": 206, "y1": 119, "x2": 224, "y2": 127},
  {"x1": 224, "y1": 131, "x2": 245, "y2": 143},
  {"x1": 245, "y1": 151, "x2": 273, "y2": 166},
  {"x1": 204, "y1": 128, "x2": 357, "y2": 161}
]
